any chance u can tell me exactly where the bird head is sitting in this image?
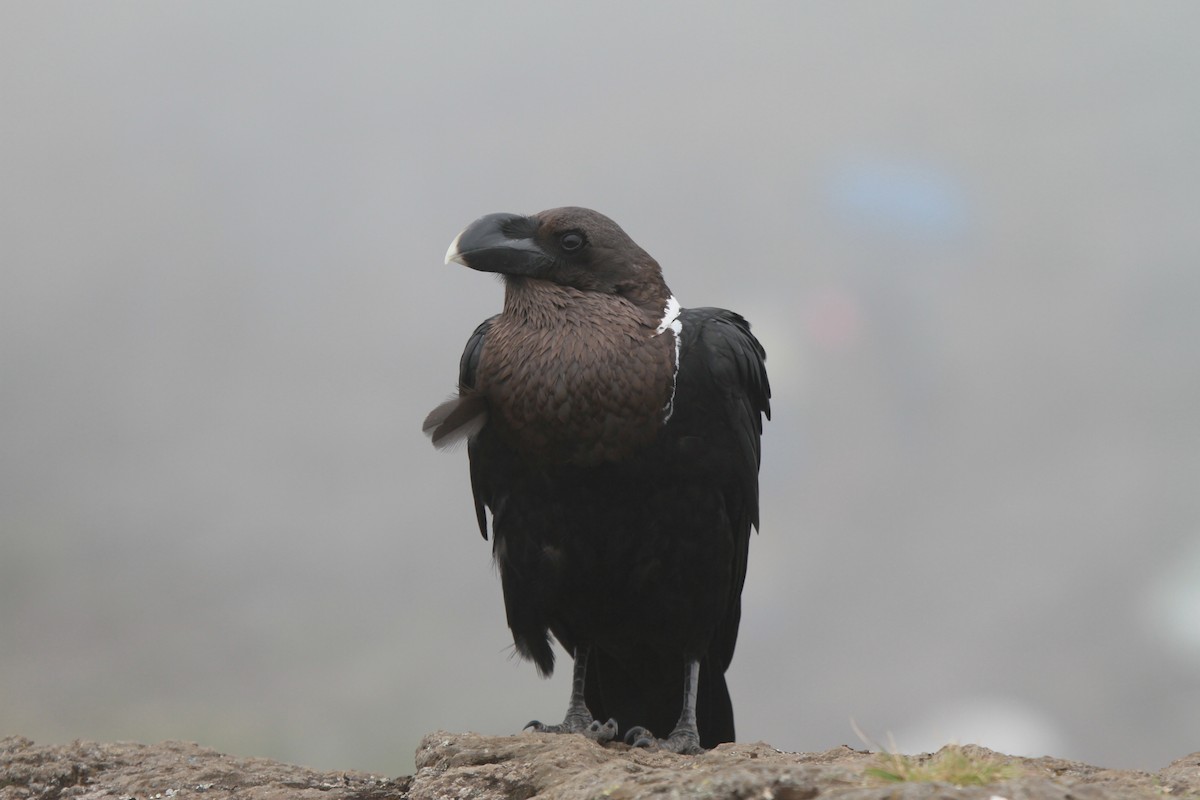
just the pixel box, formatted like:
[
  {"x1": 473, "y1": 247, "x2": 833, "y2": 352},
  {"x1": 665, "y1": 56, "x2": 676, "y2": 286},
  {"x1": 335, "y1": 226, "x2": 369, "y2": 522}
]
[{"x1": 445, "y1": 207, "x2": 669, "y2": 312}]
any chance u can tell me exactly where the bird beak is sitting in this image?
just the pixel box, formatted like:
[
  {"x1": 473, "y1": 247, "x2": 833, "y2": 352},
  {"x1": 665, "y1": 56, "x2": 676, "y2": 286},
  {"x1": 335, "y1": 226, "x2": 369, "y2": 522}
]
[
  {"x1": 444, "y1": 230, "x2": 468, "y2": 266},
  {"x1": 444, "y1": 212, "x2": 547, "y2": 276}
]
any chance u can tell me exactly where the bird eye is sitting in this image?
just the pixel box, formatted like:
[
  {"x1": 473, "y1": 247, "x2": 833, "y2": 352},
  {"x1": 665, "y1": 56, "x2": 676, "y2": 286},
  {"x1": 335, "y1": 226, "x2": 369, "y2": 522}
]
[{"x1": 559, "y1": 231, "x2": 586, "y2": 252}]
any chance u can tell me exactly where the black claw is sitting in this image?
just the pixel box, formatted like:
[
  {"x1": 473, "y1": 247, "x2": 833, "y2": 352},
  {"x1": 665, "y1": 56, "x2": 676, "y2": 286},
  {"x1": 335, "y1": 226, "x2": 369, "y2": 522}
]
[
  {"x1": 525, "y1": 714, "x2": 617, "y2": 742},
  {"x1": 621, "y1": 724, "x2": 701, "y2": 754},
  {"x1": 624, "y1": 725, "x2": 651, "y2": 746}
]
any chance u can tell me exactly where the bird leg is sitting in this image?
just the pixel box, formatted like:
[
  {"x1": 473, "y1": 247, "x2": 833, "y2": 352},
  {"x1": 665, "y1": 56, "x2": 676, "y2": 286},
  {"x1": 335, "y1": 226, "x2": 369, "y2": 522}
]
[
  {"x1": 623, "y1": 658, "x2": 704, "y2": 754},
  {"x1": 525, "y1": 645, "x2": 618, "y2": 744}
]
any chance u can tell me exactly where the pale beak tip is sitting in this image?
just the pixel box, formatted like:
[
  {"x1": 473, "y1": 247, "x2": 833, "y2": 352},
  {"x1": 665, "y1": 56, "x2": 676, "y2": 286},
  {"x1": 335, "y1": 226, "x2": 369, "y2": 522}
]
[{"x1": 444, "y1": 230, "x2": 464, "y2": 265}]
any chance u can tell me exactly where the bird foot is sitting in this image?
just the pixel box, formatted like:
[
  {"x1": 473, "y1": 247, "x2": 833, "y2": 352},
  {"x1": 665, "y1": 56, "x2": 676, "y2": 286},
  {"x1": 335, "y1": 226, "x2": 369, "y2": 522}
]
[
  {"x1": 525, "y1": 715, "x2": 618, "y2": 744},
  {"x1": 623, "y1": 725, "x2": 703, "y2": 755}
]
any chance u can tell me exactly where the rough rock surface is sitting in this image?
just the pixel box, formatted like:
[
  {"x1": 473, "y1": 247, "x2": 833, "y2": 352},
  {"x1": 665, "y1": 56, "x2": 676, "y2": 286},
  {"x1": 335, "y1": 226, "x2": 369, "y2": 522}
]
[
  {"x1": 0, "y1": 737, "x2": 408, "y2": 800},
  {"x1": 4, "y1": 732, "x2": 1200, "y2": 800}
]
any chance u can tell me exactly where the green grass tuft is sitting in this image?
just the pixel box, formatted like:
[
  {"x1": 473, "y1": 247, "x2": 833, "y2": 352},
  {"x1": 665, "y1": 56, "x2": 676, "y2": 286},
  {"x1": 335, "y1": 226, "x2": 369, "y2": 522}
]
[{"x1": 865, "y1": 744, "x2": 1020, "y2": 787}]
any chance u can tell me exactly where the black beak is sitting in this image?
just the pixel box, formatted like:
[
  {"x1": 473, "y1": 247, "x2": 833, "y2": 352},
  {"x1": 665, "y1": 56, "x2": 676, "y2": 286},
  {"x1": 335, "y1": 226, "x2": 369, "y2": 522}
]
[{"x1": 444, "y1": 212, "x2": 547, "y2": 277}]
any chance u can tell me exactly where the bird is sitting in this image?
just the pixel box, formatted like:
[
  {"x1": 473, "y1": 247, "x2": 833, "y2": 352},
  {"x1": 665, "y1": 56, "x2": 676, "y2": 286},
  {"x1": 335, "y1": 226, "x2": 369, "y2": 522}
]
[{"x1": 423, "y1": 207, "x2": 770, "y2": 754}]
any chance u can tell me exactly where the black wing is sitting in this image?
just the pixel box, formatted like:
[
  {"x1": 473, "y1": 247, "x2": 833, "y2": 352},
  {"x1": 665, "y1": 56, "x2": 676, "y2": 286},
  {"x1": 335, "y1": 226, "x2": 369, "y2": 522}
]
[
  {"x1": 459, "y1": 316, "x2": 496, "y2": 540},
  {"x1": 421, "y1": 315, "x2": 495, "y2": 539},
  {"x1": 674, "y1": 307, "x2": 771, "y2": 670},
  {"x1": 457, "y1": 315, "x2": 494, "y2": 395}
]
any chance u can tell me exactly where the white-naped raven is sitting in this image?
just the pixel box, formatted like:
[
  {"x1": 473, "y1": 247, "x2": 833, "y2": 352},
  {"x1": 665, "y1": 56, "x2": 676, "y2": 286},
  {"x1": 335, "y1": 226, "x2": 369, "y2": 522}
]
[{"x1": 424, "y1": 207, "x2": 770, "y2": 753}]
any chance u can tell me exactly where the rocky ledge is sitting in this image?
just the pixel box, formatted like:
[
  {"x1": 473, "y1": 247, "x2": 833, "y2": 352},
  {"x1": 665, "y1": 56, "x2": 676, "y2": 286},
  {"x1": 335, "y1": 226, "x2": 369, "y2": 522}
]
[{"x1": 3, "y1": 731, "x2": 1198, "y2": 799}]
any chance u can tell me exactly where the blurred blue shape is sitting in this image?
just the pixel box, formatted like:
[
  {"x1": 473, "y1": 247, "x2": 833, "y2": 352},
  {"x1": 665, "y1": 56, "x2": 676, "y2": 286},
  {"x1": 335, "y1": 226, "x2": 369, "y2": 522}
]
[{"x1": 828, "y1": 158, "x2": 970, "y2": 242}]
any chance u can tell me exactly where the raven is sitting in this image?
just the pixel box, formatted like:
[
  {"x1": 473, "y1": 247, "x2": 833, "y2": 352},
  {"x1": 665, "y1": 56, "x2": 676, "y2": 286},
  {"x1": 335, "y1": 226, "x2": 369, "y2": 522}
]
[{"x1": 424, "y1": 207, "x2": 770, "y2": 753}]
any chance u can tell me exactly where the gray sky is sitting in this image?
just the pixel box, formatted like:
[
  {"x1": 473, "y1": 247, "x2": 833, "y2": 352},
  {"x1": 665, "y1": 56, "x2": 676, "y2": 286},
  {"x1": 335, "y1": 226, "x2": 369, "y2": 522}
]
[{"x1": 2, "y1": 0, "x2": 1199, "y2": 775}]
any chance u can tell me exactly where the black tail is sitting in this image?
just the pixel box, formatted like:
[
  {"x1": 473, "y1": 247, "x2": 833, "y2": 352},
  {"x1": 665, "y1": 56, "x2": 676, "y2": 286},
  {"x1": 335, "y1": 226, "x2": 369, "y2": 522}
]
[{"x1": 584, "y1": 649, "x2": 734, "y2": 748}]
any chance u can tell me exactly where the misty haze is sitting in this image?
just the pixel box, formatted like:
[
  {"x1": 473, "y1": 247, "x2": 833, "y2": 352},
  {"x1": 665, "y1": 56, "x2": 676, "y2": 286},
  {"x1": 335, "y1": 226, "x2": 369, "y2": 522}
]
[{"x1": 2, "y1": 1, "x2": 1198, "y2": 776}]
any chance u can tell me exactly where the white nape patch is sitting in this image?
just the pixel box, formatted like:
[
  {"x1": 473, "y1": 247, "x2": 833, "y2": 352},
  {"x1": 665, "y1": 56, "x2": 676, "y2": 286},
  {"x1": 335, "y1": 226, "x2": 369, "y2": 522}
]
[
  {"x1": 655, "y1": 295, "x2": 683, "y2": 421},
  {"x1": 655, "y1": 295, "x2": 681, "y2": 334},
  {"x1": 444, "y1": 229, "x2": 465, "y2": 265}
]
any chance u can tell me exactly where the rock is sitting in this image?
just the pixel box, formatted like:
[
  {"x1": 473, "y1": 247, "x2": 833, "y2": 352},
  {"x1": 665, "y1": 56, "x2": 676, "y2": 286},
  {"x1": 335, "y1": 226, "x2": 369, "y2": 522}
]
[
  {"x1": 410, "y1": 731, "x2": 856, "y2": 799},
  {"x1": 0, "y1": 736, "x2": 408, "y2": 800},
  {"x1": 4, "y1": 732, "x2": 1198, "y2": 799}
]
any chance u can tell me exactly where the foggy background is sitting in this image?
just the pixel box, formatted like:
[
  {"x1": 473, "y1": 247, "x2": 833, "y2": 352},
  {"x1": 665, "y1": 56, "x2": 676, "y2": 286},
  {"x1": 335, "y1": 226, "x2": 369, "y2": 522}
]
[{"x1": 3, "y1": 0, "x2": 1198, "y2": 776}]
